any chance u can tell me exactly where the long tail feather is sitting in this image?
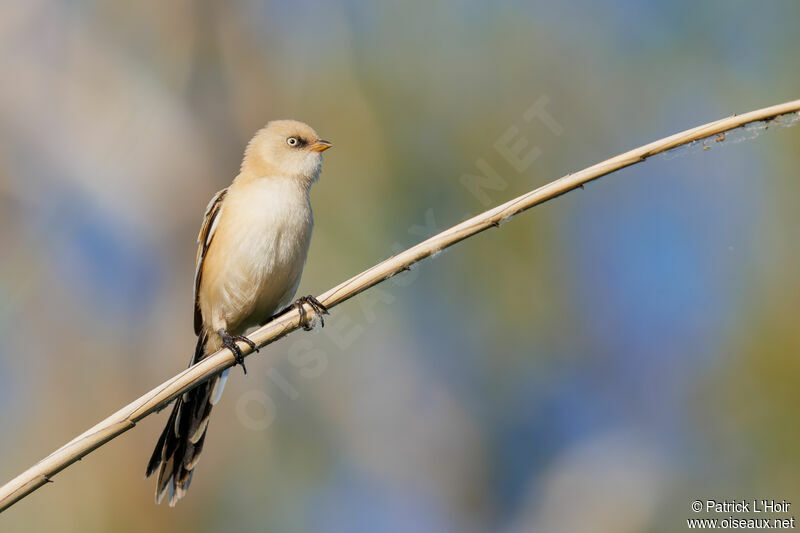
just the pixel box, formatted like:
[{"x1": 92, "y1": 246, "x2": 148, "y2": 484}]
[{"x1": 146, "y1": 330, "x2": 227, "y2": 506}]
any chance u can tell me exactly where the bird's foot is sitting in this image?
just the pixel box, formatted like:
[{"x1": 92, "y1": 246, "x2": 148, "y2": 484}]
[
  {"x1": 293, "y1": 295, "x2": 329, "y2": 330},
  {"x1": 217, "y1": 330, "x2": 258, "y2": 375}
]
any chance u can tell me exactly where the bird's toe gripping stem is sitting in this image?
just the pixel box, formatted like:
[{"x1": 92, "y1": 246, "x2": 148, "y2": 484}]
[
  {"x1": 217, "y1": 330, "x2": 258, "y2": 375},
  {"x1": 294, "y1": 296, "x2": 329, "y2": 330}
]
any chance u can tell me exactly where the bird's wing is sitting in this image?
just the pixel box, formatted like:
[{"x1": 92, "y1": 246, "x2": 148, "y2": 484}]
[{"x1": 193, "y1": 188, "x2": 228, "y2": 335}]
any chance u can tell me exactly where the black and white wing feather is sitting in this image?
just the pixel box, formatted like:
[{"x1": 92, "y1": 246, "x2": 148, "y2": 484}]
[{"x1": 193, "y1": 188, "x2": 227, "y2": 335}]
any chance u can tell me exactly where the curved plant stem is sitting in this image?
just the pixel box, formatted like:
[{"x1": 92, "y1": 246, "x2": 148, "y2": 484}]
[{"x1": 1, "y1": 98, "x2": 798, "y2": 513}]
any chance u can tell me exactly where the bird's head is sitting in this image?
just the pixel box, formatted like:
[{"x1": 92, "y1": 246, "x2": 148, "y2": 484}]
[{"x1": 241, "y1": 119, "x2": 332, "y2": 186}]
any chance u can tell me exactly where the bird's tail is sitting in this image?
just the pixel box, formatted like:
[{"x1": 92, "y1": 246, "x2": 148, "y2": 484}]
[{"x1": 145, "y1": 330, "x2": 229, "y2": 506}]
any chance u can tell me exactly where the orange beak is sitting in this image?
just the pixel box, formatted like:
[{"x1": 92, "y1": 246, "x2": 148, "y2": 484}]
[{"x1": 309, "y1": 139, "x2": 332, "y2": 152}]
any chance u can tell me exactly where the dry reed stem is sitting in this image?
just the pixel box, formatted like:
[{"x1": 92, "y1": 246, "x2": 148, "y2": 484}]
[{"x1": 1, "y1": 98, "x2": 798, "y2": 513}]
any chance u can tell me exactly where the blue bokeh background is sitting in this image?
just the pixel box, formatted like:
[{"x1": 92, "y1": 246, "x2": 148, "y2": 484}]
[{"x1": 0, "y1": 1, "x2": 798, "y2": 531}]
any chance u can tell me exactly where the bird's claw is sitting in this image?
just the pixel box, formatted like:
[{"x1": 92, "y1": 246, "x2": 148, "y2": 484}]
[
  {"x1": 218, "y1": 330, "x2": 257, "y2": 375},
  {"x1": 294, "y1": 295, "x2": 328, "y2": 330}
]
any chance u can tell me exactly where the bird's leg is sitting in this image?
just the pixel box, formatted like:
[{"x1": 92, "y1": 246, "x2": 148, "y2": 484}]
[
  {"x1": 217, "y1": 330, "x2": 258, "y2": 375},
  {"x1": 293, "y1": 296, "x2": 329, "y2": 330}
]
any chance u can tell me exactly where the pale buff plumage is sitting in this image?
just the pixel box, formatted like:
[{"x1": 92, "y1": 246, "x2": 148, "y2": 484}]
[
  {"x1": 198, "y1": 121, "x2": 328, "y2": 348},
  {"x1": 146, "y1": 120, "x2": 331, "y2": 506}
]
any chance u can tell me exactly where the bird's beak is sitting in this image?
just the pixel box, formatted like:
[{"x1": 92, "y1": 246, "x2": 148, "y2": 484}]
[{"x1": 309, "y1": 139, "x2": 333, "y2": 152}]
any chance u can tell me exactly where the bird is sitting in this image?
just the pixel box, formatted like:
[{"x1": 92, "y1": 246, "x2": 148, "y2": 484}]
[{"x1": 145, "y1": 120, "x2": 332, "y2": 506}]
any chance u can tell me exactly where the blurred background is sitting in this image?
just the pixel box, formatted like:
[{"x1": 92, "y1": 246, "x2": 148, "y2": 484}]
[{"x1": 1, "y1": 1, "x2": 799, "y2": 531}]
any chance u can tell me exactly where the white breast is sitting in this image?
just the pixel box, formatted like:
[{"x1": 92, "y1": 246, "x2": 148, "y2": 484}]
[{"x1": 209, "y1": 177, "x2": 313, "y2": 333}]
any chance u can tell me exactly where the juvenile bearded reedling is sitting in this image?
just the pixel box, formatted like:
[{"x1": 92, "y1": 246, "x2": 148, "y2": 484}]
[{"x1": 145, "y1": 120, "x2": 332, "y2": 506}]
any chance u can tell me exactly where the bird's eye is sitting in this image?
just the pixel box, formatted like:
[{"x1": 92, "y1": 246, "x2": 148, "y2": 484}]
[{"x1": 287, "y1": 137, "x2": 299, "y2": 146}]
